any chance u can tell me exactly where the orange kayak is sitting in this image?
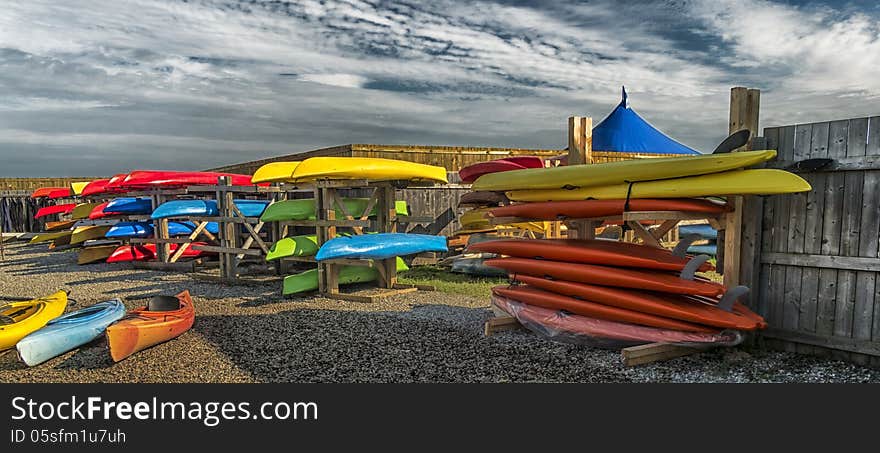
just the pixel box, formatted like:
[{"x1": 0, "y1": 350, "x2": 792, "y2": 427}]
[
  {"x1": 485, "y1": 257, "x2": 726, "y2": 297},
  {"x1": 492, "y1": 285, "x2": 716, "y2": 333},
  {"x1": 510, "y1": 274, "x2": 762, "y2": 330},
  {"x1": 105, "y1": 290, "x2": 195, "y2": 362}
]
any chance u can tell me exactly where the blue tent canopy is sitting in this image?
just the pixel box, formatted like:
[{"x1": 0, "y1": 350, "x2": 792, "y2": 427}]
[{"x1": 592, "y1": 87, "x2": 700, "y2": 155}]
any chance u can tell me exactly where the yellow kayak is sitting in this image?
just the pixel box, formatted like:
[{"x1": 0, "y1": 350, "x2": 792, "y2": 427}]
[
  {"x1": 0, "y1": 290, "x2": 68, "y2": 350},
  {"x1": 251, "y1": 161, "x2": 301, "y2": 184},
  {"x1": 473, "y1": 150, "x2": 776, "y2": 191},
  {"x1": 459, "y1": 208, "x2": 492, "y2": 229},
  {"x1": 70, "y1": 182, "x2": 90, "y2": 195},
  {"x1": 70, "y1": 226, "x2": 112, "y2": 245},
  {"x1": 30, "y1": 231, "x2": 73, "y2": 244},
  {"x1": 71, "y1": 202, "x2": 101, "y2": 220},
  {"x1": 289, "y1": 157, "x2": 448, "y2": 184},
  {"x1": 507, "y1": 169, "x2": 811, "y2": 202}
]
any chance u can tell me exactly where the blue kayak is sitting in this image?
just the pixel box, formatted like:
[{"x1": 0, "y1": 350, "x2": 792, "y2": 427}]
[
  {"x1": 678, "y1": 223, "x2": 717, "y2": 240},
  {"x1": 105, "y1": 221, "x2": 220, "y2": 238},
  {"x1": 104, "y1": 197, "x2": 153, "y2": 215},
  {"x1": 152, "y1": 199, "x2": 269, "y2": 219},
  {"x1": 316, "y1": 233, "x2": 448, "y2": 261},
  {"x1": 15, "y1": 299, "x2": 126, "y2": 366}
]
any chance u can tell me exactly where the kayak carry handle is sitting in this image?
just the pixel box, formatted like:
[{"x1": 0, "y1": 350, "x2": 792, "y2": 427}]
[
  {"x1": 679, "y1": 255, "x2": 710, "y2": 280},
  {"x1": 718, "y1": 286, "x2": 750, "y2": 312},
  {"x1": 672, "y1": 234, "x2": 703, "y2": 258}
]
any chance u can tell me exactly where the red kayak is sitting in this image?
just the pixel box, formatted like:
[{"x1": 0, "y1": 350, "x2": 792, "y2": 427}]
[
  {"x1": 108, "y1": 170, "x2": 262, "y2": 189},
  {"x1": 485, "y1": 257, "x2": 726, "y2": 297},
  {"x1": 34, "y1": 203, "x2": 77, "y2": 219},
  {"x1": 80, "y1": 178, "x2": 117, "y2": 197},
  {"x1": 492, "y1": 285, "x2": 715, "y2": 333},
  {"x1": 47, "y1": 188, "x2": 74, "y2": 199},
  {"x1": 492, "y1": 294, "x2": 741, "y2": 346},
  {"x1": 510, "y1": 274, "x2": 762, "y2": 330},
  {"x1": 87, "y1": 202, "x2": 123, "y2": 220},
  {"x1": 31, "y1": 187, "x2": 69, "y2": 198},
  {"x1": 489, "y1": 198, "x2": 730, "y2": 220},
  {"x1": 106, "y1": 243, "x2": 211, "y2": 263},
  {"x1": 459, "y1": 156, "x2": 544, "y2": 183},
  {"x1": 469, "y1": 238, "x2": 713, "y2": 272}
]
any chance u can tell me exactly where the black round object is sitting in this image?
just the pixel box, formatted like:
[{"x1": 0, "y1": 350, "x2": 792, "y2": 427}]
[{"x1": 147, "y1": 295, "x2": 181, "y2": 312}]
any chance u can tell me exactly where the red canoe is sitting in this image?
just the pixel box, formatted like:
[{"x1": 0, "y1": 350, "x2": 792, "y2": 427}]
[
  {"x1": 485, "y1": 257, "x2": 726, "y2": 297},
  {"x1": 106, "y1": 243, "x2": 211, "y2": 263},
  {"x1": 107, "y1": 170, "x2": 260, "y2": 189},
  {"x1": 459, "y1": 156, "x2": 544, "y2": 183},
  {"x1": 492, "y1": 285, "x2": 715, "y2": 332},
  {"x1": 34, "y1": 203, "x2": 77, "y2": 219},
  {"x1": 87, "y1": 202, "x2": 123, "y2": 220},
  {"x1": 31, "y1": 187, "x2": 70, "y2": 198},
  {"x1": 469, "y1": 238, "x2": 713, "y2": 272},
  {"x1": 489, "y1": 198, "x2": 730, "y2": 220},
  {"x1": 492, "y1": 294, "x2": 741, "y2": 346},
  {"x1": 510, "y1": 274, "x2": 762, "y2": 330}
]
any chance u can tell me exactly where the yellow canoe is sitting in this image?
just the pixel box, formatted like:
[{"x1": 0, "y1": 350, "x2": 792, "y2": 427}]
[
  {"x1": 71, "y1": 202, "x2": 100, "y2": 220},
  {"x1": 473, "y1": 150, "x2": 776, "y2": 191},
  {"x1": 0, "y1": 290, "x2": 68, "y2": 350},
  {"x1": 507, "y1": 169, "x2": 811, "y2": 202},
  {"x1": 30, "y1": 231, "x2": 73, "y2": 244},
  {"x1": 70, "y1": 226, "x2": 112, "y2": 245},
  {"x1": 251, "y1": 161, "x2": 301, "y2": 184},
  {"x1": 70, "y1": 182, "x2": 90, "y2": 195},
  {"x1": 289, "y1": 157, "x2": 448, "y2": 184}
]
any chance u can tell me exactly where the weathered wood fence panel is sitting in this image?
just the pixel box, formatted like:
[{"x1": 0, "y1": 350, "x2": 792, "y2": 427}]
[{"x1": 746, "y1": 116, "x2": 880, "y2": 366}]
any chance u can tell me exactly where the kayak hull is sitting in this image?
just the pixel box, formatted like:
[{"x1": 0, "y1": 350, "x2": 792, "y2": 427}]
[
  {"x1": 34, "y1": 204, "x2": 77, "y2": 219},
  {"x1": 283, "y1": 258, "x2": 409, "y2": 295},
  {"x1": 151, "y1": 199, "x2": 268, "y2": 219},
  {"x1": 0, "y1": 291, "x2": 68, "y2": 351},
  {"x1": 105, "y1": 290, "x2": 195, "y2": 362},
  {"x1": 78, "y1": 245, "x2": 120, "y2": 264},
  {"x1": 16, "y1": 299, "x2": 126, "y2": 366},
  {"x1": 489, "y1": 198, "x2": 729, "y2": 220},
  {"x1": 459, "y1": 157, "x2": 544, "y2": 183},
  {"x1": 260, "y1": 198, "x2": 408, "y2": 222},
  {"x1": 266, "y1": 235, "x2": 318, "y2": 261},
  {"x1": 251, "y1": 161, "x2": 301, "y2": 184},
  {"x1": 289, "y1": 157, "x2": 448, "y2": 184},
  {"x1": 315, "y1": 233, "x2": 448, "y2": 261}
]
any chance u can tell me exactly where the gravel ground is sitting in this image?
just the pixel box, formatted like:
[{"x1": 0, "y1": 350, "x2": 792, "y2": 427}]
[{"x1": 1, "y1": 242, "x2": 878, "y2": 383}]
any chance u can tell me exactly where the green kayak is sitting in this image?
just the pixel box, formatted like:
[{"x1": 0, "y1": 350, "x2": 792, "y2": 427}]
[
  {"x1": 266, "y1": 235, "x2": 318, "y2": 261},
  {"x1": 282, "y1": 257, "x2": 409, "y2": 295},
  {"x1": 261, "y1": 198, "x2": 409, "y2": 222}
]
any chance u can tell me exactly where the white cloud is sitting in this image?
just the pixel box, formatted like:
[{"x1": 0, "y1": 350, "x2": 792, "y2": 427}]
[{"x1": 296, "y1": 73, "x2": 368, "y2": 89}]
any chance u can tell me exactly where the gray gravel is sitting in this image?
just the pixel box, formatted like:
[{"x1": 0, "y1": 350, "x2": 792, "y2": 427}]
[{"x1": 1, "y1": 242, "x2": 878, "y2": 383}]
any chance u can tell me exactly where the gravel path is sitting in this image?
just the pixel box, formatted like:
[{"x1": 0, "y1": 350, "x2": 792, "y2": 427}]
[{"x1": 1, "y1": 242, "x2": 878, "y2": 383}]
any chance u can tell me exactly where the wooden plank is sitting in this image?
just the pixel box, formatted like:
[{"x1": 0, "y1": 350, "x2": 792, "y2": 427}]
[
  {"x1": 191, "y1": 244, "x2": 263, "y2": 256},
  {"x1": 761, "y1": 328, "x2": 880, "y2": 356},
  {"x1": 869, "y1": 117, "x2": 880, "y2": 344},
  {"x1": 768, "y1": 125, "x2": 795, "y2": 329},
  {"x1": 782, "y1": 124, "x2": 812, "y2": 332},
  {"x1": 756, "y1": 127, "x2": 779, "y2": 321},
  {"x1": 230, "y1": 203, "x2": 270, "y2": 254},
  {"x1": 483, "y1": 316, "x2": 523, "y2": 336},
  {"x1": 627, "y1": 221, "x2": 661, "y2": 248},
  {"x1": 798, "y1": 122, "x2": 830, "y2": 334},
  {"x1": 169, "y1": 220, "x2": 209, "y2": 263},
  {"x1": 621, "y1": 343, "x2": 710, "y2": 367},
  {"x1": 826, "y1": 119, "x2": 857, "y2": 340},
  {"x1": 567, "y1": 116, "x2": 592, "y2": 165},
  {"x1": 761, "y1": 252, "x2": 880, "y2": 272}
]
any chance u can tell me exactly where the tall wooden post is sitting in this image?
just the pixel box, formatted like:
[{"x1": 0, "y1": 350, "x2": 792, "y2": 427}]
[
  {"x1": 723, "y1": 87, "x2": 760, "y2": 288},
  {"x1": 567, "y1": 116, "x2": 593, "y2": 165}
]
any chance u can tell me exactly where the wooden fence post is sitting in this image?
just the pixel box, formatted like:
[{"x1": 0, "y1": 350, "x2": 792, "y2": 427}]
[{"x1": 567, "y1": 116, "x2": 593, "y2": 165}]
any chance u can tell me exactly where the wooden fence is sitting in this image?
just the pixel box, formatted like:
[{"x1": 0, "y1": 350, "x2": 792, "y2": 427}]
[{"x1": 741, "y1": 116, "x2": 880, "y2": 366}]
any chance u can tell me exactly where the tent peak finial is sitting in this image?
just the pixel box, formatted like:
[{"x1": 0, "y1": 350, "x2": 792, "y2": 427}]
[{"x1": 621, "y1": 86, "x2": 628, "y2": 108}]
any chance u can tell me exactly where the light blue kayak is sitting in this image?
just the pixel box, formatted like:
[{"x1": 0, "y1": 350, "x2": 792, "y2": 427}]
[
  {"x1": 678, "y1": 223, "x2": 717, "y2": 240},
  {"x1": 687, "y1": 243, "x2": 718, "y2": 256},
  {"x1": 315, "y1": 233, "x2": 447, "y2": 261},
  {"x1": 15, "y1": 299, "x2": 126, "y2": 366},
  {"x1": 104, "y1": 197, "x2": 153, "y2": 215},
  {"x1": 151, "y1": 199, "x2": 269, "y2": 219}
]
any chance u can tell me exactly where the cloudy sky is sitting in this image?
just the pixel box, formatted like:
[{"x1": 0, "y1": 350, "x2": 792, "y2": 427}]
[{"x1": 1, "y1": 0, "x2": 879, "y2": 176}]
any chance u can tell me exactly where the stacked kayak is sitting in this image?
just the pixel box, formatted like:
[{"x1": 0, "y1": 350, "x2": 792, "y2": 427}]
[
  {"x1": 251, "y1": 157, "x2": 448, "y2": 184},
  {"x1": 151, "y1": 199, "x2": 269, "y2": 219},
  {"x1": 106, "y1": 243, "x2": 211, "y2": 263},
  {"x1": 70, "y1": 226, "x2": 112, "y2": 245},
  {"x1": 105, "y1": 221, "x2": 219, "y2": 239},
  {"x1": 104, "y1": 197, "x2": 153, "y2": 215},
  {"x1": 31, "y1": 187, "x2": 70, "y2": 198},
  {"x1": 71, "y1": 202, "x2": 101, "y2": 220},
  {"x1": 16, "y1": 299, "x2": 126, "y2": 366},
  {"x1": 78, "y1": 244, "x2": 121, "y2": 264},
  {"x1": 0, "y1": 291, "x2": 68, "y2": 351},
  {"x1": 458, "y1": 156, "x2": 544, "y2": 183},
  {"x1": 260, "y1": 198, "x2": 408, "y2": 222},
  {"x1": 250, "y1": 161, "x2": 302, "y2": 184},
  {"x1": 472, "y1": 238, "x2": 765, "y2": 347},
  {"x1": 106, "y1": 170, "x2": 260, "y2": 189},
  {"x1": 679, "y1": 223, "x2": 719, "y2": 256},
  {"x1": 266, "y1": 235, "x2": 319, "y2": 261},
  {"x1": 106, "y1": 290, "x2": 195, "y2": 362},
  {"x1": 315, "y1": 233, "x2": 448, "y2": 261},
  {"x1": 34, "y1": 203, "x2": 76, "y2": 219},
  {"x1": 284, "y1": 258, "x2": 409, "y2": 295}
]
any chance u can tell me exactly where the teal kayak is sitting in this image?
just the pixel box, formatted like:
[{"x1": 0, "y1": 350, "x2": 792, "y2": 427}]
[
  {"x1": 316, "y1": 233, "x2": 447, "y2": 260},
  {"x1": 15, "y1": 299, "x2": 126, "y2": 366}
]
